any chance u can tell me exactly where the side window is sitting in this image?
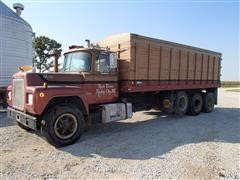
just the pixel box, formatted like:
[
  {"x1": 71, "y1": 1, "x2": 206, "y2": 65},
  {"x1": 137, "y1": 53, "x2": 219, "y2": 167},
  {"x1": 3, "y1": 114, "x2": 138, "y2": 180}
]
[{"x1": 95, "y1": 53, "x2": 110, "y2": 73}]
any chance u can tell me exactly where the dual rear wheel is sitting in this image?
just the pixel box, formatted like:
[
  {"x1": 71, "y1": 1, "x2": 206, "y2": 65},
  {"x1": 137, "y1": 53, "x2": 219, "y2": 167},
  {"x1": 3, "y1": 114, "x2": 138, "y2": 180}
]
[
  {"x1": 188, "y1": 93, "x2": 203, "y2": 115},
  {"x1": 174, "y1": 91, "x2": 215, "y2": 116}
]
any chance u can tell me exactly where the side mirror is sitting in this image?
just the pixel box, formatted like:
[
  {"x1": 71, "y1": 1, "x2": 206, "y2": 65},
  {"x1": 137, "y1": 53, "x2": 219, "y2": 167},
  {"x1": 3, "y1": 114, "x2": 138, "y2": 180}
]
[{"x1": 109, "y1": 53, "x2": 118, "y2": 69}]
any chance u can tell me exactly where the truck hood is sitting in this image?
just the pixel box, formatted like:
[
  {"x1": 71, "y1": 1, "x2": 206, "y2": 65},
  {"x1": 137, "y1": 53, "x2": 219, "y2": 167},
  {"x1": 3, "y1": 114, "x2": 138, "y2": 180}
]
[{"x1": 13, "y1": 71, "x2": 86, "y2": 86}]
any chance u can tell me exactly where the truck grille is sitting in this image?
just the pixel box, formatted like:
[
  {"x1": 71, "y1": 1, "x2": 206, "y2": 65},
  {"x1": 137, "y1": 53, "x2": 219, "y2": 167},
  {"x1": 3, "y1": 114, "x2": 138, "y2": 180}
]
[{"x1": 12, "y1": 79, "x2": 24, "y2": 109}]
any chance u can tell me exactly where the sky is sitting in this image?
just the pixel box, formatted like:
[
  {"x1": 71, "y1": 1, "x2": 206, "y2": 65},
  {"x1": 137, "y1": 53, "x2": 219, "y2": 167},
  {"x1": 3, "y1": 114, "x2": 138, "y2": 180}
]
[{"x1": 2, "y1": 0, "x2": 240, "y2": 81}]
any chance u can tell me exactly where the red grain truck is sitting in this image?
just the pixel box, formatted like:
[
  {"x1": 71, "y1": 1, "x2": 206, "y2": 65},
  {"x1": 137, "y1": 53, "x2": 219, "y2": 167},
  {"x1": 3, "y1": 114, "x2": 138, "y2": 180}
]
[{"x1": 7, "y1": 33, "x2": 221, "y2": 147}]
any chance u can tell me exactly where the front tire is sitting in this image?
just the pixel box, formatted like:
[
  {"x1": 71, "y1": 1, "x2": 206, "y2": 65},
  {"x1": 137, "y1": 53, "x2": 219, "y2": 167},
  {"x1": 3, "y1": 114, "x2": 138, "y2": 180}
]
[{"x1": 42, "y1": 104, "x2": 84, "y2": 147}]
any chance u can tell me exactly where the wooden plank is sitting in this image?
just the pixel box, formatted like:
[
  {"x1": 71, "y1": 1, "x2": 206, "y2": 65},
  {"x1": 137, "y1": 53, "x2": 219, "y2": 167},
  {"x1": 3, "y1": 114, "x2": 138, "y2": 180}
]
[
  {"x1": 149, "y1": 46, "x2": 160, "y2": 80},
  {"x1": 194, "y1": 53, "x2": 197, "y2": 82},
  {"x1": 202, "y1": 54, "x2": 208, "y2": 80},
  {"x1": 161, "y1": 47, "x2": 171, "y2": 80},
  {"x1": 134, "y1": 42, "x2": 137, "y2": 80},
  {"x1": 159, "y1": 46, "x2": 162, "y2": 82},
  {"x1": 208, "y1": 56, "x2": 214, "y2": 80},
  {"x1": 186, "y1": 51, "x2": 190, "y2": 83},
  {"x1": 179, "y1": 51, "x2": 188, "y2": 80},
  {"x1": 171, "y1": 48, "x2": 179, "y2": 80},
  {"x1": 178, "y1": 50, "x2": 181, "y2": 83},
  {"x1": 147, "y1": 44, "x2": 150, "y2": 80},
  {"x1": 195, "y1": 53, "x2": 201, "y2": 80},
  {"x1": 212, "y1": 56, "x2": 215, "y2": 80},
  {"x1": 200, "y1": 54, "x2": 203, "y2": 83},
  {"x1": 214, "y1": 56, "x2": 220, "y2": 81},
  {"x1": 188, "y1": 52, "x2": 195, "y2": 80},
  {"x1": 207, "y1": 55, "x2": 210, "y2": 83},
  {"x1": 218, "y1": 57, "x2": 221, "y2": 81},
  {"x1": 169, "y1": 48, "x2": 173, "y2": 82}
]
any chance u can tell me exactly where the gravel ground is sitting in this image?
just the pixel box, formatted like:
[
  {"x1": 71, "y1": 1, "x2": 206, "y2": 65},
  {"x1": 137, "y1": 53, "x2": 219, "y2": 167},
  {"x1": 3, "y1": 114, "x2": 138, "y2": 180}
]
[{"x1": 0, "y1": 88, "x2": 239, "y2": 179}]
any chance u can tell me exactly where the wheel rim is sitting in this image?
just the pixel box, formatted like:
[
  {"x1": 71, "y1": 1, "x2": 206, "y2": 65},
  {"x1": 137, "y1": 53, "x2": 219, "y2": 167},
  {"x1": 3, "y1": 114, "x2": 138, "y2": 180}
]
[
  {"x1": 179, "y1": 96, "x2": 187, "y2": 111},
  {"x1": 193, "y1": 97, "x2": 202, "y2": 113},
  {"x1": 54, "y1": 113, "x2": 78, "y2": 140},
  {"x1": 194, "y1": 99, "x2": 200, "y2": 107},
  {"x1": 207, "y1": 98, "x2": 214, "y2": 110}
]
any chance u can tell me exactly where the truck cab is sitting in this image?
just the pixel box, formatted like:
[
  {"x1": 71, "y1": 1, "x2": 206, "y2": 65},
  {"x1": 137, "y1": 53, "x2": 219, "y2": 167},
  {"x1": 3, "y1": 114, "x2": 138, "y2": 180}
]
[{"x1": 7, "y1": 45, "x2": 132, "y2": 147}]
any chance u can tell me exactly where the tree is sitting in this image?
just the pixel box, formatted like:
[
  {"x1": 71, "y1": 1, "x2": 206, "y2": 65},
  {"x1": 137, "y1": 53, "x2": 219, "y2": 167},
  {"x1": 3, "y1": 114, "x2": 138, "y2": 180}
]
[{"x1": 34, "y1": 36, "x2": 62, "y2": 72}]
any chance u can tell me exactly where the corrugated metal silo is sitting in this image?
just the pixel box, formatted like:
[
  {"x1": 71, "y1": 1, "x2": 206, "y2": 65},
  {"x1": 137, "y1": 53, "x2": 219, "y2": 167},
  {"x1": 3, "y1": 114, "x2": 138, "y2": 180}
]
[{"x1": 0, "y1": 1, "x2": 33, "y2": 87}]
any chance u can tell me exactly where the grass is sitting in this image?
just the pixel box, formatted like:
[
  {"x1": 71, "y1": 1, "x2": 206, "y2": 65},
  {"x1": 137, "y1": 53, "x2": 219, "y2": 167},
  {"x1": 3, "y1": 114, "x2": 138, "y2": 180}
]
[
  {"x1": 221, "y1": 81, "x2": 240, "y2": 92},
  {"x1": 226, "y1": 88, "x2": 240, "y2": 92},
  {"x1": 221, "y1": 81, "x2": 240, "y2": 88}
]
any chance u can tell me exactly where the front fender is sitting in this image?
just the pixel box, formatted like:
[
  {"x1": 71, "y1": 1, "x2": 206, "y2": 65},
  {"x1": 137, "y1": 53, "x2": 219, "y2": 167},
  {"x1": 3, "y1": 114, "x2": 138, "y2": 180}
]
[{"x1": 26, "y1": 86, "x2": 88, "y2": 116}]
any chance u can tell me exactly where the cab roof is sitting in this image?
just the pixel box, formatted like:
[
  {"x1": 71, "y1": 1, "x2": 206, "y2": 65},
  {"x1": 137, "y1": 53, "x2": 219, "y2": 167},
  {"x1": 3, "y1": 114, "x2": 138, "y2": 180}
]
[{"x1": 63, "y1": 46, "x2": 114, "y2": 55}]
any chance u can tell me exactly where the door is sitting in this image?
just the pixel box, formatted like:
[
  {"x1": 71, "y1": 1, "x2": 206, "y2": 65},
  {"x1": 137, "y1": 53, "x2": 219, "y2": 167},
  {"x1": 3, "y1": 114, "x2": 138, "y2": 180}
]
[{"x1": 85, "y1": 51, "x2": 119, "y2": 104}]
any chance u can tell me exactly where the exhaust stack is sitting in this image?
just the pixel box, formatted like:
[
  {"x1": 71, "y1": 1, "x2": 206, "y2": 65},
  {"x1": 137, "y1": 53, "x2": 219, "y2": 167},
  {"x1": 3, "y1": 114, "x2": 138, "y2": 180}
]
[{"x1": 85, "y1": 39, "x2": 90, "y2": 48}]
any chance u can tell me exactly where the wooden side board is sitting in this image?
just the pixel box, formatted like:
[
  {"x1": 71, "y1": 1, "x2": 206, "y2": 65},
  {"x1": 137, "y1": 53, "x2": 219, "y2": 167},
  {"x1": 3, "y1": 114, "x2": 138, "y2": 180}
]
[{"x1": 97, "y1": 33, "x2": 222, "y2": 83}]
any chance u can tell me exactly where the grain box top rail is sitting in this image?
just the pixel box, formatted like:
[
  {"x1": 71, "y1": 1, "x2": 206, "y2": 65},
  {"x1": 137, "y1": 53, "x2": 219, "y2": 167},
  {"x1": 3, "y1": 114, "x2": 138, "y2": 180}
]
[
  {"x1": 100, "y1": 33, "x2": 222, "y2": 56},
  {"x1": 131, "y1": 33, "x2": 222, "y2": 56}
]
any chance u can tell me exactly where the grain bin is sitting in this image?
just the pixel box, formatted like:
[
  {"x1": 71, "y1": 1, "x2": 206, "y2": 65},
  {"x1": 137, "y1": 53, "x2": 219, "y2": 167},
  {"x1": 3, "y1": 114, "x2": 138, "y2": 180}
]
[{"x1": 0, "y1": 1, "x2": 33, "y2": 88}]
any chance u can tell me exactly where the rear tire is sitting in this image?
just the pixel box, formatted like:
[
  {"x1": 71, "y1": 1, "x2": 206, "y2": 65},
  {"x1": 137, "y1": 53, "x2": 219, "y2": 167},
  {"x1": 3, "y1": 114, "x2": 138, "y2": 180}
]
[
  {"x1": 188, "y1": 93, "x2": 203, "y2": 115},
  {"x1": 174, "y1": 91, "x2": 189, "y2": 115},
  {"x1": 42, "y1": 104, "x2": 84, "y2": 147},
  {"x1": 17, "y1": 122, "x2": 32, "y2": 131},
  {"x1": 203, "y1": 92, "x2": 215, "y2": 113}
]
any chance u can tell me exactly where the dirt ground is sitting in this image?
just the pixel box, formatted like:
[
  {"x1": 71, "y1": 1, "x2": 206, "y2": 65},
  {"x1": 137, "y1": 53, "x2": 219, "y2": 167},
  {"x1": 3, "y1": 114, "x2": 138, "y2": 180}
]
[{"x1": 0, "y1": 88, "x2": 239, "y2": 179}]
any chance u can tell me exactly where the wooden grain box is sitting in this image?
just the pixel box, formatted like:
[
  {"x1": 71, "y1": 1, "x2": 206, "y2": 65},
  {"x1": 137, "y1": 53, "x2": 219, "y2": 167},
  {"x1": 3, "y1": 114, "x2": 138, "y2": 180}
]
[{"x1": 97, "y1": 33, "x2": 222, "y2": 82}]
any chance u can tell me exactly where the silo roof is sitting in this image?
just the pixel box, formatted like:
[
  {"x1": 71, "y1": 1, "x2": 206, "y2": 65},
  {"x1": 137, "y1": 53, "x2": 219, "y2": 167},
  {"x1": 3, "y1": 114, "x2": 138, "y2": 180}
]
[{"x1": 0, "y1": 1, "x2": 31, "y2": 28}]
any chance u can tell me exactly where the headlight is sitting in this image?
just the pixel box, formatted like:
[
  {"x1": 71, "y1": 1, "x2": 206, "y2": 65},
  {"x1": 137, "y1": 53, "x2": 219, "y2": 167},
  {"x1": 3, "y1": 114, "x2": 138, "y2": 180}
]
[
  {"x1": 27, "y1": 94, "x2": 33, "y2": 105},
  {"x1": 7, "y1": 91, "x2": 11, "y2": 100}
]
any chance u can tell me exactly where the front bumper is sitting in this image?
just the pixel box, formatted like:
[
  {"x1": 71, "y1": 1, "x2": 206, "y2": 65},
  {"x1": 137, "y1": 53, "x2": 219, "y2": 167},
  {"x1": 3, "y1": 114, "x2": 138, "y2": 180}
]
[{"x1": 7, "y1": 107, "x2": 37, "y2": 130}]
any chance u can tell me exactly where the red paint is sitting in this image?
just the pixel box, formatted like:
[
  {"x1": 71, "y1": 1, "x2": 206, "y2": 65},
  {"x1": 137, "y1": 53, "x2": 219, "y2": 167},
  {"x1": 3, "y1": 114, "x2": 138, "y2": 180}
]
[
  {"x1": 7, "y1": 72, "x2": 118, "y2": 116},
  {"x1": 120, "y1": 80, "x2": 220, "y2": 93},
  {"x1": 7, "y1": 72, "x2": 219, "y2": 116}
]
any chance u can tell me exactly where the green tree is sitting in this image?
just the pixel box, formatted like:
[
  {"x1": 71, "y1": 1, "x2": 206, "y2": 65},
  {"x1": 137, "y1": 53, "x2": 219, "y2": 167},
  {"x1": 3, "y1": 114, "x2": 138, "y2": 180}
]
[{"x1": 34, "y1": 36, "x2": 62, "y2": 72}]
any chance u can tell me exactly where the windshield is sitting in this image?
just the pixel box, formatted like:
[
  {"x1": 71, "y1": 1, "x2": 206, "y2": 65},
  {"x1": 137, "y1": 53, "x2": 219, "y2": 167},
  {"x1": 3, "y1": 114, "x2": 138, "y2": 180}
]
[{"x1": 62, "y1": 51, "x2": 91, "y2": 72}]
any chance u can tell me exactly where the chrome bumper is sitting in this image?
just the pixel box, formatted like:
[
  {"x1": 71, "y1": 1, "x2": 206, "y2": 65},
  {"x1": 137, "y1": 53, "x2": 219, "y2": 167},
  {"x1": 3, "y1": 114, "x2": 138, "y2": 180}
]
[{"x1": 7, "y1": 107, "x2": 37, "y2": 130}]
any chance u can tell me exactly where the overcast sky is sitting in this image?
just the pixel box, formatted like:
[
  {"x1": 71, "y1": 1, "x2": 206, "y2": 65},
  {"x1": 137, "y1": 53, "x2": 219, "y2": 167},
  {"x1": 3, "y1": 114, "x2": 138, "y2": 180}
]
[{"x1": 2, "y1": 0, "x2": 239, "y2": 80}]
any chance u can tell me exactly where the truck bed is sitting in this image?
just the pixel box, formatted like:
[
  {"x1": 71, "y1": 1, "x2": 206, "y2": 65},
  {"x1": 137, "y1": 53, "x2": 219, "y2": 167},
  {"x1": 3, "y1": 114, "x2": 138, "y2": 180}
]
[{"x1": 97, "y1": 33, "x2": 221, "y2": 93}]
